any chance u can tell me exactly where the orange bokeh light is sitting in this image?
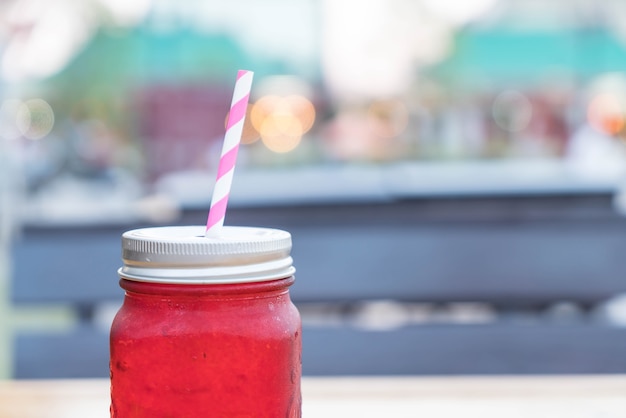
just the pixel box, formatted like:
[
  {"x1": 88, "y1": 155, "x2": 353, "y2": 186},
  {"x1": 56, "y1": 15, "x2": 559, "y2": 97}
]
[
  {"x1": 285, "y1": 95, "x2": 316, "y2": 133},
  {"x1": 249, "y1": 94, "x2": 316, "y2": 153},
  {"x1": 259, "y1": 114, "x2": 302, "y2": 153},
  {"x1": 587, "y1": 94, "x2": 625, "y2": 135}
]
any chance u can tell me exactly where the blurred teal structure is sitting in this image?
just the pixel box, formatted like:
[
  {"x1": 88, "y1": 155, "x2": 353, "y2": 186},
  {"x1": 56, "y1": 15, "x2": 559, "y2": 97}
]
[{"x1": 433, "y1": 28, "x2": 626, "y2": 87}]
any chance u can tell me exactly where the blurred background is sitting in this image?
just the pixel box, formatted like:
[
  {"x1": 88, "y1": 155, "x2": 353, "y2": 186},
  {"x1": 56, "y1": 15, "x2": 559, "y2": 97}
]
[{"x1": 2, "y1": 0, "x2": 626, "y2": 378}]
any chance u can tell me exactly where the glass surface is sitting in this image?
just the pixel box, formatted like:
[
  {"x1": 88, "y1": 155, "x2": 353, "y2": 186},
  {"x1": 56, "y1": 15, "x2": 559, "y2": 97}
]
[{"x1": 110, "y1": 277, "x2": 301, "y2": 417}]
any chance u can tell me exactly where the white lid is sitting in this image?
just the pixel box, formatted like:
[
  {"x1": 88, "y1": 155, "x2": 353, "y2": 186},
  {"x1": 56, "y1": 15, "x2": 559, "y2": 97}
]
[{"x1": 118, "y1": 225, "x2": 295, "y2": 284}]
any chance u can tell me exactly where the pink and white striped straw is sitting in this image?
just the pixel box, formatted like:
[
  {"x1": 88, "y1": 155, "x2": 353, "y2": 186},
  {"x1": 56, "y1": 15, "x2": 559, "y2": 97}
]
[{"x1": 205, "y1": 70, "x2": 254, "y2": 237}]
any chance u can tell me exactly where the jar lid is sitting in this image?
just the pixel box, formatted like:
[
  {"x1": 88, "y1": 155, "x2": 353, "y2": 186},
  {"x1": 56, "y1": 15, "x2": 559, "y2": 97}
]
[{"x1": 118, "y1": 225, "x2": 295, "y2": 284}]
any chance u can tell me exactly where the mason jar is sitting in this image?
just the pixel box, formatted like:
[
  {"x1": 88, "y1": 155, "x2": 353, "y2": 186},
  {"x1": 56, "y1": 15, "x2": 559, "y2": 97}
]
[{"x1": 109, "y1": 225, "x2": 301, "y2": 417}]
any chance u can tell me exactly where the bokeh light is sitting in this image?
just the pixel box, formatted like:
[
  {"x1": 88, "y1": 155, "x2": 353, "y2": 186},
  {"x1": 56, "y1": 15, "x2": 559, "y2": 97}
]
[
  {"x1": 249, "y1": 94, "x2": 316, "y2": 153},
  {"x1": 233, "y1": 106, "x2": 261, "y2": 145},
  {"x1": 250, "y1": 95, "x2": 280, "y2": 133},
  {"x1": 367, "y1": 99, "x2": 409, "y2": 139},
  {"x1": 285, "y1": 95, "x2": 316, "y2": 133},
  {"x1": 2, "y1": 2, "x2": 95, "y2": 82},
  {"x1": 587, "y1": 93, "x2": 625, "y2": 135},
  {"x1": 259, "y1": 115, "x2": 303, "y2": 153},
  {"x1": 492, "y1": 90, "x2": 533, "y2": 133},
  {"x1": 19, "y1": 98, "x2": 55, "y2": 140}
]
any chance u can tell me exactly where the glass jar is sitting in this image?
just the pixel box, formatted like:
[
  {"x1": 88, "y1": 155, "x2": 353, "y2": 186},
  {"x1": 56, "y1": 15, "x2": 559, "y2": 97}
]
[{"x1": 110, "y1": 226, "x2": 301, "y2": 417}]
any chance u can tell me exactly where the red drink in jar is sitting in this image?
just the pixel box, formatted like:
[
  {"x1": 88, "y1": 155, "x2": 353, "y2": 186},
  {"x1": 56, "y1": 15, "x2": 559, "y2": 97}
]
[{"x1": 110, "y1": 226, "x2": 301, "y2": 417}]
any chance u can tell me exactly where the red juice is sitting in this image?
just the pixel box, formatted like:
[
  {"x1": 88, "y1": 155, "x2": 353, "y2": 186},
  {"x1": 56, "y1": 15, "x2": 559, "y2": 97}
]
[{"x1": 109, "y1": 226, "x2": 301, "y2": 418}]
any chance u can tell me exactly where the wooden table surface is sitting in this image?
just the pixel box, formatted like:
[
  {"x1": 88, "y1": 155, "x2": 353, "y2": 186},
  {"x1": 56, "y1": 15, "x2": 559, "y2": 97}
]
[{"x1": 1, "y1": 375, "x2": 625, "y2": 417}]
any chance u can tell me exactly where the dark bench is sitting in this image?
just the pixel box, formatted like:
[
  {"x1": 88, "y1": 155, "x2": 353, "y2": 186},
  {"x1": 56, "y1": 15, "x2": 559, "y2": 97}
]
[{"x1": 10, "y1": 195, "x2": 626, "y2": 377}]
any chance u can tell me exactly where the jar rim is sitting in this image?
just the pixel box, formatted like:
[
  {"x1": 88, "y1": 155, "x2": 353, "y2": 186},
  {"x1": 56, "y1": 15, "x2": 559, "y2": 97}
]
[{"x1": 119, "y1": 225, "x2": 295, "y2": 284}]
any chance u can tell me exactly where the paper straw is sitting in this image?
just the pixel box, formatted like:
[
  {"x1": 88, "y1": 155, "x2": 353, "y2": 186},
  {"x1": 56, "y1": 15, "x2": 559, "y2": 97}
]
[{"x1": 205, "y1": 70, "x2": 254, "y2": 236}]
